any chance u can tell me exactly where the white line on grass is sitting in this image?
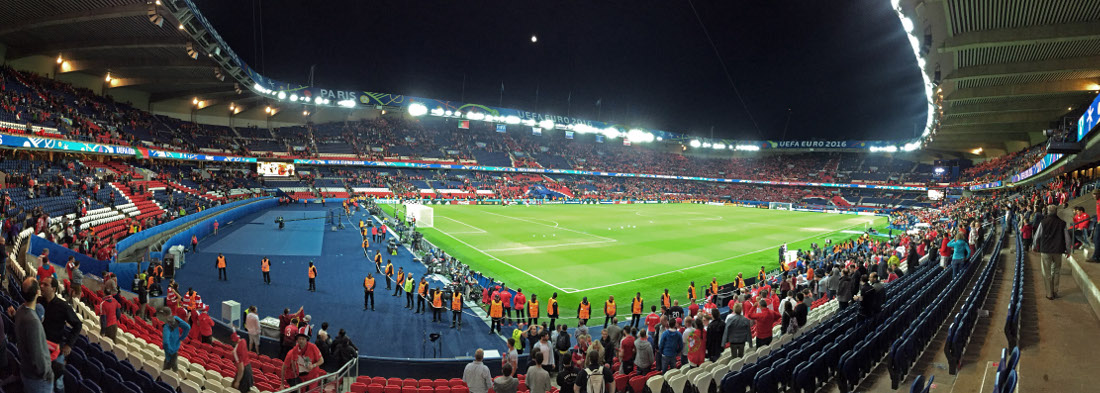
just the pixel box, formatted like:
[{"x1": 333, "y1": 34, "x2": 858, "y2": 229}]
[
  {"x1": 432, "y1": 226, "x2": 568, "y2": 292},
  {"x1": 438, "y1": 216, "x2": 488, "y2": 233},
  {"x1": 482, "y1": 211, "x2": 617, "y2": 242},
  {"x1": 483, "y1": 239, "x2": 617, "y2": 252},
  {"x1": 562, "y1": 220, "x2": 874, "y2": 293}
]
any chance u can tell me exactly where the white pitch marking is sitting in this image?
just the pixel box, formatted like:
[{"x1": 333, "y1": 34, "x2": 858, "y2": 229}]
[
  {"x1": 482, "y1": 211, "x2": 616, "y2": 242},
  {"x1": 438, "y1": 216, "x2": 488, "y2": 233},
  {"x1": 483, "y1": 239, "x2": 617, "y2": 252},
  {"x1": 562, "y1": 221, "x2": 868, "y2": 293},
  {"x1": 432, "y1": 226, "x2": 567, "y2": 292}
]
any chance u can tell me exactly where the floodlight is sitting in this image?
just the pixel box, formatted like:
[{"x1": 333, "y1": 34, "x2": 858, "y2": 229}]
[
  {"x1": 467, "y1": 112, "x2": 484, "y2": 121},
  {"x1": 277, "y1": 91, "x2": 286, "y2": 100},
  {"x1": 505, "y1": 115, "x2": 521, "y2": 124},
  {"x1": 690, "y1": 140, "x2": 701, "y2": 148},
  {"x1": 408, "y1": 103, "x2": 428, "y2": 117}
]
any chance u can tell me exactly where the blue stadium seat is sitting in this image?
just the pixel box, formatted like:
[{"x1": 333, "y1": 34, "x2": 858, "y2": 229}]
[{"x1": 909, "y1": 375, "x2": 924, "y2": 393}]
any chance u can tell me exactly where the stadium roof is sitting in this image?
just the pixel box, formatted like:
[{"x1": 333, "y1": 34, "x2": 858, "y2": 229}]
[
  {"x1": 0, "y1": 0, "x2": 241, "y2": 103},
  {"x1": 916, "y1": 0, "x2": 1100, "y2": 154}
]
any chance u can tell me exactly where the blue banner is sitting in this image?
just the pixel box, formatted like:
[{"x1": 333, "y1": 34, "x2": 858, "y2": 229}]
[
  {"x1": 1078, "y1": 91, "x2": 1100, "y2": 142},
  {"x1": 968, "y1": 181, "x2": 1002, "y2": 191},
  {"x1": 0, "y1": 134, "x2": 256, "y2": 163},
  {"x1": 1010, "y1": 153, "x2": 1063, "y2": 183}
]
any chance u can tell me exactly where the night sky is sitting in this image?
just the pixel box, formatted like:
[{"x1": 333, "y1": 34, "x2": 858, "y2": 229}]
[{"x1": 193, "y1": 0, "x2": 927, "y2": 141}]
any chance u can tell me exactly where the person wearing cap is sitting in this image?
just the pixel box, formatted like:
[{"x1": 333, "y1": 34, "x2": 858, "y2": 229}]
[
  {"x1": 281, "y1": 326, "x2": 324, "y2": 388},
  {"x1": 231, "y1": 333, "x2": 254, "y2": 393},
  {"x1": 157, "y1": 306, "x2": 191, "y2": 371}
]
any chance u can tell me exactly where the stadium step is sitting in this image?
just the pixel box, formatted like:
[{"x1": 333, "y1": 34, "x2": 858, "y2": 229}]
[{"x1": 849, "y1": 235, "x2": 1013, "y2": 393}]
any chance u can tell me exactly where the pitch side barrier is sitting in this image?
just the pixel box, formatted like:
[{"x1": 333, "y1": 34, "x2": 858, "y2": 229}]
[{"x1": 115, "y1": 197, "x2": 270, "y2": 259}]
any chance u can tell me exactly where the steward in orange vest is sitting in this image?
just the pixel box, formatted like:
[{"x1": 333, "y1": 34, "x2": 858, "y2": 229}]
[
  {"x1": 216, "y1": 254, "x2": 227, "y2": 281},
  {"x1": 451, "y1": 291, "x2": 463, "y2": 328},
  {"x1": 630, "y1": 293, "x2": 644, "y2": 329},
  {"x1": 489, "y1": 295, "x2": 504, "y2": 334},
  {"x1": 431, "y1": 289, "x2": 444, "y2": 322},
  {"x1": 260, "y1": 257, "x2": 271, "y2": 285},
  {"x1": 577, "y1": 297, "x2": 591, "y2": 326},
  {"x1": 603, "y1": 296, "x2": 616, "y2": 328},
  {"x1": 307, "y1": 262, "x2": 317, "y2": 292},
  {"x1": 363, "y1": 274, "x2": 375, "y2": 310}
]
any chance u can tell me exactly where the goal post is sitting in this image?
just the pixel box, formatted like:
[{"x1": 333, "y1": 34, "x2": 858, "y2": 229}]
[
  {"x1": 404, "y1": 203, "x2": 434, "y2": 228},
  {"x1": 768, "y1": 202, "x2": 793, "y2": 211}
]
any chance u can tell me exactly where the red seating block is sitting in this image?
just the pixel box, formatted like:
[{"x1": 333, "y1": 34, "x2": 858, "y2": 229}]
[{"x1": 351, "y1": 383, "x2": 369, "y2": 393}]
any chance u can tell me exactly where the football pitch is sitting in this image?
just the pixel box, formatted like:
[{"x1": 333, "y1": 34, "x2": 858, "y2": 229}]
[{"x1": 387, "y1": 203, "x2": 887, "y2": 314}]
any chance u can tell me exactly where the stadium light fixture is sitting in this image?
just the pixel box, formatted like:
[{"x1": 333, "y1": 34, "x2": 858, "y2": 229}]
[
  {"x1": 338, "y1": 99, "x2": 356, "y2": 108},
  {"x1": 602, "y1": 127, "x2": 620, "y2": 139},
  {"x1": 467, "y1": 112, "x2": 485, "y2": 121},
  {"x1": 178, "y1": 23, "x2": 185, "y2": 30},
  {"x1": 264, "y1": 106, "x2": 271, "y2": 114},
  {"x1": 60, "y1": 61, "x2": 71, "y2": 73},
  {"x1": 712, "y1": 143, "x2": 726, "y2": 150},
  {"x1": 656, "y1": 136, "x2": 663, "y2": 141},
  {"x1": 56, "y1": 55, "x2": 63, "y2": 64},
  {"x1": 104, "y1": 73, "x2": 112, "y2": 83},
  {"x1": 303, "y1": 110, "x2": 310, "y2": 116},
  {"x1": 408, "y1": 103, "x2": 428, "y2": 117},
  {"x1": 444, "y1": 110, "x2": 453, "y2": 116},
  {"x1": 689, "y1": 139, "x2": 702, "y2": 148},
  {"x1": 901, "y1": 17, "x2": 914, "y2": 33},
  {"x1": 702, "y1": 142, "x2": 712, "y2": 148},
  {"x1": 531, "y1": 35, "x2": 538, "y2": 43},
  {"x1": 289, "y1": 94, "x2": 298, "y2": 101},
  {"x1": 192, "y1": 97, "x2": 199, "y2": 105},
  {"x1": 277, "y1": 91, "x2": 286, "y2": 100},
  {"x1": 505, "y1": 115, "x2": 521, "y2": 124},
  {"x1": 970, "y1": 147, "x2": 983, "y2": 155}
]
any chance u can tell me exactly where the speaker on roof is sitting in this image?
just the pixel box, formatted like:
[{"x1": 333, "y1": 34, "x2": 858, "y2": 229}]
[{"x1": 186, "y1": 42, "x2": 199, "y2": 60}]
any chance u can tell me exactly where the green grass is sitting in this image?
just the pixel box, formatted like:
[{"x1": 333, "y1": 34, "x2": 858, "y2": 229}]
[{"x1": 386, "y1": 203, "x2": 886, "y2": 316}]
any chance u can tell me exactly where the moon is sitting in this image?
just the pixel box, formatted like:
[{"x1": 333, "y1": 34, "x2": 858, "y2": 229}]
[{"x1": 531, "y1": 35, "x2": 538, "y2": 43}]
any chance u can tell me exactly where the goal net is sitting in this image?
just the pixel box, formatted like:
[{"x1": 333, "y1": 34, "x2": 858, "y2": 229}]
[
  {"x1": 768, "y1": 202, "x2": 793, "y2": 211},
  {"x1": 404, "y1": 204, "x2": 434, "y2": 228}
]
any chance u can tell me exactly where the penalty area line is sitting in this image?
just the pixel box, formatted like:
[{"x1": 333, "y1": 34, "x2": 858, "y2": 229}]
[{"x1": 432, "y1": 227, "x2": 568, "y2": 292}]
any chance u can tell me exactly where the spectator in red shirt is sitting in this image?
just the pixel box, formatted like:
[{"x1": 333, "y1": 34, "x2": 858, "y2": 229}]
[
  {"x1": 618, "y1": 327, "x2": 636, "y2": 374},
  {"x1": 500, "y1": 286, "x2": 513, "y2": 325},
  {"x1": 231, "y1": 334, "x2": 254, "y2": 392},
  {"x1": 513, "y1": 289, "x2": 526, "y2": 325},
  {"x1": 36, "y1": 258, "x2": 56, "y2": 284},
  {"x1": 282, "y1": 328, "x2": 324, "y2": 388},
  {"x1": 746, "y1": 299, "x2": 779, "y2": 347},
  {"x1": 687, "y1": 301, "x2": 699, "y2": 318},
  {"x1": 194, "y1": 311, "x2": 215, "y2": 344},
  {"x1": 97, "y1": 288, "x2": 121, "y2": 340}
]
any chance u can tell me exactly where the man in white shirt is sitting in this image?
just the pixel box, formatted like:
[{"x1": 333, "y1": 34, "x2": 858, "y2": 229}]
[
  {"x1": 532, "y1": 331, "x2": 555, "y2": 373},
  {"x1": 463, "y1": 349, "x2": 492, "y2": 393},
  {"x1": 245, "y1": 306, "x2": 261, "y2": 352}
]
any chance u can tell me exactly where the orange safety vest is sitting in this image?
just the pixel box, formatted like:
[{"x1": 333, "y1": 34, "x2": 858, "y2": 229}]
[
  {"x1": 807, "y1": 268, "x2": 815, "y2": 281},
  {"x1": 396, "y1": 271, "x2": 404, "y2": 283},
  {"x1": 490, "y1": 300, "x2": 503, "y2": 318},
  {"x1": 689, "y1": 285, "x2": 697, "y2": 300},
  {"x1": 154, "y1": 265, "x2": 163, "y2": 277},
  {"x1": 261, "y1": 259, "x2": 270, "y2": 272},
  {"x1": 631, "y1": 297, "x2": 643, "y2": 314},
  {"x1": 418, "y1": 281, "x2": 428, "y2": 296},
  {"x1": 579, "y1": 302, "x2": 591, "y2": 319},
  {"x1": 605, "y1": 301, "x2": 616, "y2": 315},
  {"x1": 528, "y1": 300, "x2": 539, "y2": 318},
  {"x1": 452, "y1": 293, "x2": 462, "y2": 311},
  {"x1": 217, "y1": 256, "x2": 226, "y2": 268},
  {"x1": 364, "y1": 277, "x2": 375, "y2": 291},
  {"x1": 661, "y1": 293, "x2": 671, "y2": 309},
  {"x1": 146, "y1": 275, "x2": 154, "y2": 287},
  {"x1": 385, "y1": 264, "x2": 393, "y2": 276},
  {"x1": 736, "y1": 277, "x2": 746, "y2": 289},
  {"x1": 308, "y1": 266, "x2": 317, "y2": 279},
  {"x1": 185, "y1": 292, "x2": 198, "y2": 311},
  {"x1": 432, "y1": 292, "x2": 442, "y2": 308},
  {"x1": 362, "y1": 239, "x2": 369, "y2": 249},
  {"x1": 710, "y1": 280, "x2": 719, "y2": 294},
  {"x1": 758, "y1": 270, "x2": 766, "y2": 282},
  {"x1": 548, "y1": 298, "x2": 558, "y2": 317},
  {"x1": 375, "y1": 254, "x2": 382, "y2": 265}
]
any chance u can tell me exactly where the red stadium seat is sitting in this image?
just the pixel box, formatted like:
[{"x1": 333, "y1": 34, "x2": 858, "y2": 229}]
[
  {"x1": 403, "y1": 379, "x2": 418, "y2": 388},
  {"x1": 404, "y1": 387, "x2": 419, "y2": 393},
  {"x1": 351, "y1": 383, "x2": 369, "y2": 393},
  {"x1": 436, "y1": 387, "x2": 452, "y2": 393},
  {"x1": 419, "y1": 380, "x2": 433, "y2": 389},
  {"x1": 385, "y1": 386, "x2": 402, "y2": 393},
  {"x1": 615, "y1": 374, "x2": 630, "y2": 392},
  {"x1": 629, "y1": 375, "x2": 647, "y2": 393},
  {"x1": 449, "y1": 379, "x2": 464, "y2": 387},
  {"x1": 433, "y1": 379, "x2": 449, "y2": 389},
  {"x1": 419, "y1": 387, "x2": 434, "y2": 393},
  {"x1": 369, "y1": 385, "x2": 386, "y2": 393},
  {"x1": 388, "y1": 378, "x2": 403, "y2": 387},
  {"x1": 373, "y1": 377, "x2": 388, "y2": 386},
  {"x1": 451, "y1": 386, "x2": 469, "y2": 393}
]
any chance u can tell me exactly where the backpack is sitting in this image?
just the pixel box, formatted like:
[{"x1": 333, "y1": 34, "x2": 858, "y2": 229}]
[
  {"x1": 556, "y1": 333, "x2": 571, "y2": 352},
  {"x1": 586, "y1": 366, "x2": 605, "y2": 393}
]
